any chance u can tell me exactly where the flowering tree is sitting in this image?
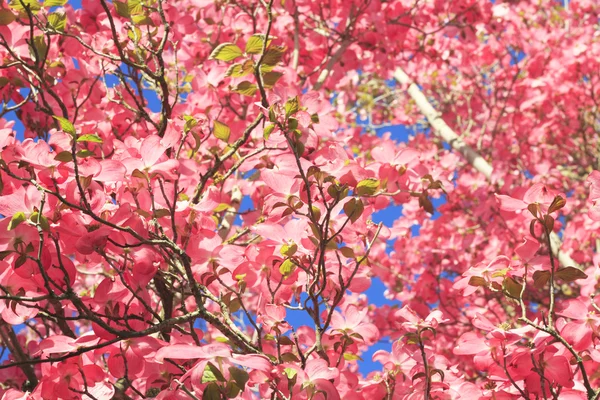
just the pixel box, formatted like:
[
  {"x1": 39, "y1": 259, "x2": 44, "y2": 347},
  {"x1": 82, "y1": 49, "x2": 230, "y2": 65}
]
[{"x1": 1, "y1": 0, "x2": 600, "y2": 398}]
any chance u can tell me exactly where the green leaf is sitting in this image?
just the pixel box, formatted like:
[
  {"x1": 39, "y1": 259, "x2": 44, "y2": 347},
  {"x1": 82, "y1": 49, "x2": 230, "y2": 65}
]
[
  {"x1": 183, "y1": 115, "x2": 198, "y2": 133},
  {"x1": 202, "y1": 363, "x2": 226, "y2": 383},
  {"x1": 281, "y1": 352, "x2": 299, "y2": 362},
  {"x1": 213, "y1": 203, "x2": 230, "y2": 213},
  {"x1": 178, "y1": 193, "x2": 189, "y2": 202},
  {"x1": 278, "y1": 336, "x2": 294, "y2": 345},
  {"x1": 262, "y1": 45, "x2": 286, "y2": 66},
  {"x1": 283, "y1": 367, "x2": 297, "y2": 380},
  {"x1": 213, "y1": 120, "x2": 230, "y2": 142},
  {"x1": 284, "y1": 96, "x2": 299, "y2": 117},
  {"x1": 529, "y1": 219, "x2": 538, "y2": 238},
  {"x1": 339, "y1": 247, "x2": 355, "y2": 259},
  {"x1": 555, "y1": 267, "x2": 588, "y2": 283},
  {"x1": 533, "y1": 270, "x2": 551, "y2": 289},
  {"x1": 548, "y1": 195, "x2": 566, "y2": 214},
  {"x1": 279, "y1": 258, "x2": 295, "y2": 277},
  {"x1": 132, "y1": 14, "x2": 153, "y2": 25},
  {"x1": 113, "y1": 0, "x2": 129, "y2": 18},
  {"x1": 202, "y1": 383, "x2": 221, "y2": 400},
  {"x1": 15, "y1": 253, "x2": 27, "y2": 269},
  {"x1": 544, "y1": 215, "x2": 554, "y2": 232},
  {"x1": 232, "y1": 81, "x2": 257, "y2": 96},
  {"x1": 10, "y1": 0, "x2": 42, "y2": 14},
  {"x1": 287, "y1": 117, "x2": 298, "y2": 131},
  {"x1": 356, "y1": 178, "x2": 380, "y2": 196},
  {"x1": 47, "y1": 11, "x2": 66, "y2": 31},
  {"x1": 268, "y1": 106, "x2": 277, "y2": 122},
  {"x1": 132, "y1": 169, "x2": 147, "y2": 180},
  {"x1": 225, "y1": 60, "x2": 254, "y2": 78},
  {"x1": 229, "y1": 297, "x2": 241, "y2": 313},
  {"x1": 30, "y1": 212, "x2": 50, "y2": 231},
  {"x1": 210, "y1": 43, "x2": 243, "y2": 62},
  {"x1": 135, "y1": 209, "x2": 151, "y2": 218},
  {"x1": 24, "y1": 241, "x2": 34, "y2": 253},
  {"x1": 245, "y1": 34, "x2": 265, "y2": 54},
  {"x1": 418, "y1": 194, "x2": 434, "y2": 214},
  {"x1": 431, "y1": 369, "x2": 445, "y2": 382},
  {"x1": 468, "y1": 276, "x2": 487, "y2": 287},
  {"x1": 293, "y1": 140, "x2": 305, "y2": 156},
  {"x1": 343, "y1": 353, "x2": 363, "y2": 361},
  {"x1": 54, "y1": 151, "x2": 73, "y2": 162},
  {"x1": 280, "y1": 242, "x2": 297, "y2": 257},
  {"x1": 153, "y1": 209, "x2": 171, "y2": 218},
  {"x1": 327, "y1": 183, "x2": 342, "y2": 201},
  {"x1": 491, "y1": 268, "x2": 509, "y2": 278},
  {"x1": 8, "y1": 212, "x2": 26, "y2": 231},
  {"x1": 228, "y1": 367, "x2": 249, "y2": 391},
  {"x1": 412, "y1": 372, "x2": 427, "y2": 382},
  {"x1": 76, "y1": 149, "x2": 95, "y2": 158},
  {"x1": 503, "y1": 276, "x2": 522, "y2": 299},
  {"x1": 127, "y1": 26, "x2": 142, "y2": 42},
  {"x1": 310, "y1": 205, "x2": 321, "y2": 221},
  {"x1": 225, "y1": 382, "x2": 241, "y2": 399},
  {"x1": 404, "y1": 332, "x2": 419, "y2": 345},
  {"x1": 343, "y1": 198, "x2": 364, "y2": 224},
  {"x1": 77, "y1": 134, "x2": 103, "y2": 144},
  {"x1": 191, "y1": 131, "x2": 202, "y2": 153},
  {"x1": 79, "y1": 175, "x2": 93, "y2": 190},
  {"x1": 127, "y1": 0, "x2": 142, "y2": 15},
  {"x1": 0, "y1": 9, "x2": 16, "y2": 25},
  {"x1": 30, "y1": 35, "x2": 48, "y2": 62},
  {"x1": 53, "y1": 116, "x2": 75, "y2": 135},
  {"x1": 44, "y1": 0, "x2": 67, "y2": 6},
  {"x1": 261, "y1": 71, "x2": 283, "y2": 88},
  {"x1": 528, "y1": 203, "x2": 540, "y2": 218},
  {"x1": 263, "y1": 123, "x2": 275, "y2": 139}
]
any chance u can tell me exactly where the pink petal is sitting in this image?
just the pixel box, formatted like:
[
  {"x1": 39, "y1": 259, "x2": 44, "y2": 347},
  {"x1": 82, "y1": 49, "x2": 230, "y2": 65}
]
[
  {"x1": 394, "y1": 148, "x2": 420, "y2": 165},
  {"x1": 75, "y1": 228, "x2": 110, "y2": 255},
  {"x1": 454, "y1": 332, "x2": 488, "y2": 355},
  {"x1": 231, "y1": 354, "x2": 272, "y2": 371},
  {"x1": 148, "y1": 159, "x2": 179, "y2": 179},
  {"x1": 495, "y1": 194, "x2": 527, "y2": 212},
  {"x1": 544, "y1": 355, "x2": 573, "y2": 387},
  {"x1": 39, "y1": 335, "x2": 76, "y2": 354},
  {"x1": 305, "y1": 359, "x2": 338, "y2": 381},
  {"x1": 261, "y1": 168, "x2": 296, "y2": 195},
  {"x1": 515, "y1": 236, "x2": 540, "y2": 261},
  {"x1": 587, "y1": 171, "x2": 600, "y2": 200},
  {"x1": 141, "y1": 135, "x2": 167, "y2": 167},
  {"x1": 0, "y1": 187, "x2": 26, "y2": 216},
  {"x1": 312, "y1": 379, "x2": 341, "y2": 400},
  {"x1": 523, "y1": 183, "x2": 554, "y2": 204},
  {"x1": 556, "y1": 299, "x2": 588, "y2": 320},
  {"x1": 95, "y1": 160, "x2": 126, "y2": 182},
  {"x1": 155, "y1": 344, "x2": 209, "y2": 361}
]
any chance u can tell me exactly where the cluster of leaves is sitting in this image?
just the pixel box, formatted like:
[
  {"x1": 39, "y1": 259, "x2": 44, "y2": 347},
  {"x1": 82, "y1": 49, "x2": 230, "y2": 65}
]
[{"x1": 1, "y1": 0, "x2": 600, "y2": 399}]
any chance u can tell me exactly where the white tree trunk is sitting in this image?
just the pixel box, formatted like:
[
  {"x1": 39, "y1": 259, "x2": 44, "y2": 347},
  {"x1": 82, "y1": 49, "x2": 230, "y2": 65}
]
[{"x1": 394, "y1": 68, "x2": 581, "y2": 271}]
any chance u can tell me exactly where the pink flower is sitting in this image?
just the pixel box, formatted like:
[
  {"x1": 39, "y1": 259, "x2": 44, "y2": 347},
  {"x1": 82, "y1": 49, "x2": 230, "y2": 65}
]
[
  {"x1": 496, "y1": 183, "x2": 563, "y2": 216},
  {"x1": 329, "y1": 304, "x2": 379, "y2": 344}
]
